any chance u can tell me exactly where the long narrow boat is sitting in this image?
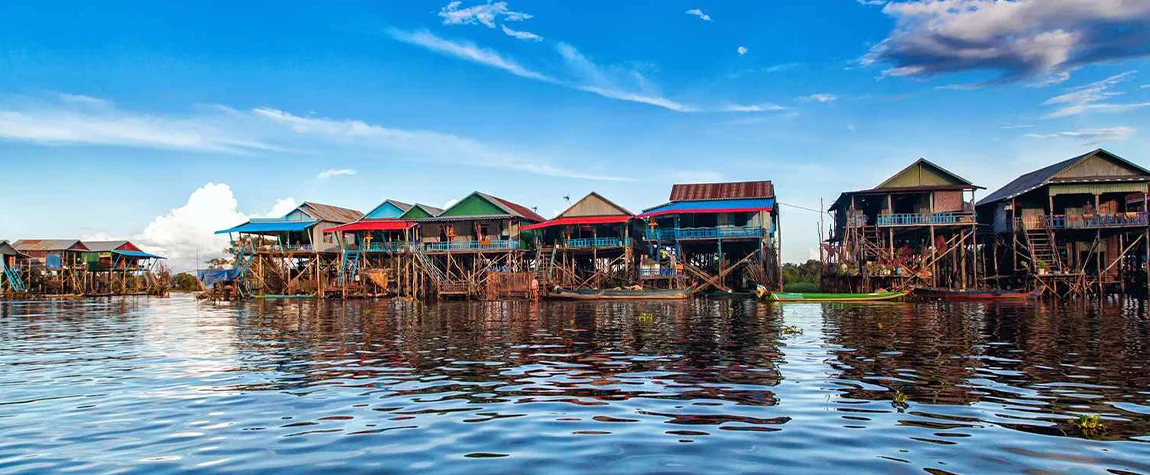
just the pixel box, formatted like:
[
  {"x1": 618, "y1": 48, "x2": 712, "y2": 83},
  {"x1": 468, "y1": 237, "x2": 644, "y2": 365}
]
[
  {"x1": 767, "y1": 290, "x2": 910, "y2": 302},
  {"x1": 547, "y1": 287, "x2": 692, "y2": 300},
  {"x1": 914, "y1": 287, "x2": 1040, "y2": 300}
]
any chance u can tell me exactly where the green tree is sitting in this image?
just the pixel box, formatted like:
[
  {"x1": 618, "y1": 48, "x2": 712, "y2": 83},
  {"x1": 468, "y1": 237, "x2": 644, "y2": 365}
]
[{"x1": 171, "y1": 272, "x2": 200, "y2": 291}]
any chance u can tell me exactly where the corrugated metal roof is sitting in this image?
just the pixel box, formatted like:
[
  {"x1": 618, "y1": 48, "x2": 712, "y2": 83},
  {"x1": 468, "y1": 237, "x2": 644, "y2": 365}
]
[
  {"x1": 640, "y1": 198, "x2": 774, "y2": 218},
  {"x1": 82, "y1": 240, "x2": 130, "y2": 252},
  {"x1": 0, "y1": 240, "x2": 30, "y2": 258},
  {"x1": 977, "y1": 149, "x2": 1150, "y2": 206},
  {"x1": 12, "y1": 239, "x2": 88, "y2": 252},
  {"x1": 477, "y1": 192, "x2": 546, "y2": 222},
  {"x1": 113, "y1": 250, "x2": 164, "y2": 259},
  {"x1": 414, "y1": 214, "x2": 520, "y2": 223},
  {"x1": 413, "y1": 203, "x2": 445, "y2": 216},
  {"x1": 555, "y1": 192, "x2": 634, "y2": 218},
  {"x1": 669, "y1": 181, "x2": 774, "y2": 202},
  {"x1": 298, "y1": 202, "x2": 363, "y2": 223},
  {"x1": 215, "y1": 220, "x2": 318, "y2": 234}
]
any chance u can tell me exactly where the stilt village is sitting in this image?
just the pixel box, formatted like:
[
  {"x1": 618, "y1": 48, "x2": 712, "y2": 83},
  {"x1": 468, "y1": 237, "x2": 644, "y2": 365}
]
[{"x1": 3, "y1": 148, "x2": 1149, "y2": 301}]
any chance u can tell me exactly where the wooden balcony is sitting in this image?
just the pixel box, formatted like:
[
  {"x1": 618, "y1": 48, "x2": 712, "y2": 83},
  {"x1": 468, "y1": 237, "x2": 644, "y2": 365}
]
[
  {"x1": 565, "y1": 237, "x2": 631, "y2": 249},
  {"x1": 1013, "y1": 212, "x2": 1150, "y2": 231},
  {"x1": 875, "y1": 212, "x2": 974, "y2": 227},
  {"x1": 644, "y1": 226, "x2": 764, "y2": 241},
  {"x1": 423, "y1": 239, "x2": 520, "y2": 252}
]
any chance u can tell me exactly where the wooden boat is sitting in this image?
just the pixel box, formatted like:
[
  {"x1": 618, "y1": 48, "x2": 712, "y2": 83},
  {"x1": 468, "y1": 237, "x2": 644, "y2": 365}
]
[
  {"x1": 767, "y1": 290, "x2": 910, "y2": 302},
  {"x1": 914, "y1": 287, "x2": 1039, "y2": 300},
  {"x1": 547, "y1": 287, "x2": 692, "y2": 300}
]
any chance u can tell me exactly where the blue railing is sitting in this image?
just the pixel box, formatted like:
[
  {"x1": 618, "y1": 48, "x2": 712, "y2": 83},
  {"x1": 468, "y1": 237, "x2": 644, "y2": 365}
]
[
  {"x1": 566, "y1": 237, "x2": 631, "y2": 248},
  {"x1": 644, "y1": 226, "x2": 763, "y2": 241},
  {"x1": 875, "y1": 212, "x2": 972, "y2": 226},
  {"x1": 423, "y1": 239, "x2": 520, "y2": 252}
]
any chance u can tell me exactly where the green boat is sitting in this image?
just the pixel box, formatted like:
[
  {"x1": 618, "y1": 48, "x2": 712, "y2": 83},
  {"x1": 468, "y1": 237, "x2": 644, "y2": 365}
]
[{"x1": 760, "y1": 287, "x2": 909, "y2": 302}]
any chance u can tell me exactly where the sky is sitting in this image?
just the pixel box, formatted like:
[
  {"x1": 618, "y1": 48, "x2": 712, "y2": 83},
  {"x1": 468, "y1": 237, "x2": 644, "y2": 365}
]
[{"x1": 1, "y1": 0, "x2": 1149, "y2": 271}]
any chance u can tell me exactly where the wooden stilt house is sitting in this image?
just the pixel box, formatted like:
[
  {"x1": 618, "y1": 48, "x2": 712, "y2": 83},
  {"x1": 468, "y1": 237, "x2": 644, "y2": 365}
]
[
  {"x1": 0, "y1": 240, "x2": 30, "y2": 296},
  {"x1": 81, "y1": 240, "x2": 167, "y2": 296},
  {"x1": 825, "y1": 158, "x2": 981, "y2": 292},
  {"x1": 12, "y1": 239, "x2": 89, "y2": 295},
  {"x1": 639, "y1": 181, "x2": 780, "y2": 293},
  {"x1": 216, "y1": 201, "x2": 363, "y2": 298},
  {"x1": 414, "y1": 192, "x2": 545, "y2": 298},
  {"x1": 324, "y1": 200, "x2": 443, "y2": 297},
  {"x1": 976, "y1": 149, "x2": 1150, "y2": 296},
  {"x1": 523, "y1": 192, "x2": 636, "y2": 290}
]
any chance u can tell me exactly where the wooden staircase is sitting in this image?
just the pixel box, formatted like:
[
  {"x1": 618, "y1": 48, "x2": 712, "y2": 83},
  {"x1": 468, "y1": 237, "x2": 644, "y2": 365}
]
[{"x1": 1024, "y1": 227, "x2": 1065, "y2": 273}]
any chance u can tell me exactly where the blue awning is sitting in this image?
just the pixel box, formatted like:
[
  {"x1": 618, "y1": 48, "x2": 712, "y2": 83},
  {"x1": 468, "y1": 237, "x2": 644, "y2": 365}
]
[
  {"x1": 639, "y1": 198, "x2": 774, "y2": 218},
  {"x1": 112, "y1": 250, "x2": 165, "y2": 259},
  {"x1": 215, "y1": 220, "x2": 318, "y2": 234}
]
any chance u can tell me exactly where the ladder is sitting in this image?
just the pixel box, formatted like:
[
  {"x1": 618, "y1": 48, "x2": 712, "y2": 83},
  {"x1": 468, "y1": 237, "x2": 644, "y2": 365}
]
[
  {"x1": 1024, "y1": 227, "x2": 1064, "y2": 273},
  {"x1": 338, "y1": 250, "x2": 361, "y2": 285},
  {"x1": 2, "y1": 263, "x2": 26, "y2": 293}
]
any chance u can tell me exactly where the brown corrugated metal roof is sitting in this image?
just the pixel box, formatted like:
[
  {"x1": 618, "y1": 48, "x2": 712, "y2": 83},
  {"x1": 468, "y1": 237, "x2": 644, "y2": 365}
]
[
  {"x1": 669, "y1": 180, "x2": 774, "y2": 202},
  {"x1": 476, "y1": 192, "x2": 547, "y2": 222},
  {"x1": 12, "y1": 239, "x2": 89, "y2": 252},
  {"x1": 0, "y1": 240, "x2": 29, "y2": 258},
  {"x1": 82, "y1": 241, "x2": 130, "y2": 252},
  {"x1": 300, "y1": 202, "x2": 364, "y2": 223}
]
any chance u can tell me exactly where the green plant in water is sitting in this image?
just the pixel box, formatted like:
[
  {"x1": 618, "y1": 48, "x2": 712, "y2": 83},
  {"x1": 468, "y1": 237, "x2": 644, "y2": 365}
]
[
  {"x1": 892, "y1": 390, "x2": 909, "y2": 411},
  {"x1": 1070, "y1": 414, "x2": 1105, "y2": 437},
  {"x1": 780, "y1": 325, "x2": 803, "y2": 336}
]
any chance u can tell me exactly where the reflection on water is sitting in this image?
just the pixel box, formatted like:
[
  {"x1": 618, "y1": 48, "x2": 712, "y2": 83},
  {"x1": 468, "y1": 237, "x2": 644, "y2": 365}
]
[{"x1": 1, "y1": 297, "x2": 1148, "y2": 474}]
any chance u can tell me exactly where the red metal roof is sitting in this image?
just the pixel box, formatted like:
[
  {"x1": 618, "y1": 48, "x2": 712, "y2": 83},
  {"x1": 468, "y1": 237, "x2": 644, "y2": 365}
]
[
  {"x1": 489, "y1": 195, "x2": 546, "y2": 222},
  {"x1": 324, "y1": 220, "x2": 415, "y2": 233},
  {"x1": 670, "y1": 181, "x2": 774, "y2": 202},
  {"x1": 521, "y1": 215, "x2": 632, "y2": 231}
]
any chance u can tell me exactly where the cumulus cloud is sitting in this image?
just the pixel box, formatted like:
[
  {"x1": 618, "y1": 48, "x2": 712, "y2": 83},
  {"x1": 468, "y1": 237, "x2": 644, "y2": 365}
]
[
  {"x1": 721, "y1": 103, "x2": 786, "y2": 112},
  {"x1": 317, "y1": 168, "x2": 357, "y2": 179},
  {"x1": 501, "y1": 25, "x2": 542, "y2": 42},
  {"x1": 1042, "y1": 71, "x2": 1150, "y2": 118},
  {"x1": 797, "y1": 93, "x2": 838, "y2": 103},
  {"x1": 737, "y1": 46, "x2": 748, "y2": 56},
  {"x1": 862, "y1": 0, "x2": 1150, "y2": 83},
  {"x1": 132, "y1": 183, "x2": 296, "y2": 271},
  {"x1": 1024, "y1": 126, "x2": 1134, "y2": 144},
  {"x1": 685, "y1": 8, "x2": 712, "y2": 22},
  {"x1": 439, "y1": 1, "x2": 531, "y2": 28}
]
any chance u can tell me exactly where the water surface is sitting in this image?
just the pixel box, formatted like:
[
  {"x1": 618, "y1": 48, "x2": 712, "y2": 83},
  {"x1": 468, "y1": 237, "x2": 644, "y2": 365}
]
[{"x1": 1, "y1": 296, "x2": 1149, "y2": 474}]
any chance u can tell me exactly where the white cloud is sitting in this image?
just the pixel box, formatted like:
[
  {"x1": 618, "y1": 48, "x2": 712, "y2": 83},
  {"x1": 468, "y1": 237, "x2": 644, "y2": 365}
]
[
  {"x1": 0, "y1": 99, "x2": 285, "y2": 154},
  {"x1": 439, "y1": 1, "x2": 531, "y2": 28},
  {"x1": 389, "y1": 29, "x2": 551, "y2": 82},
  {"x1": 721, "y1": 103, "x2": 786, "y2": 112},
  {"x1": 935, "y1": 83, "x2": 983, "y2": 91},
  {"x1": 132, "y1": 183, "x2": 297, "y2": 271},
  {"x1": 317, "y1": 168, "x2": 357, "y2": 179},
  {"x1": 1024, "y1": 126, "x2": 1134, "y2": 144},
  {"x1": 501, "y1": 25, "x2": 542, "y2": 42},
  {"x1": 863, "y1": 0, "x2": 1150, "y2": 82},
  {"x1": 442, "y1": 198, "x2": 459, "y2": 209},
  {"x1": 737, "y1": 46, "x2": 748, "y2": 56},
  {"x1": 392, "y1": 29, "x2": 776, "y2": 114},
  {"x1": 685, "y1": 8, "x2": 712, "y2": 22},
  {"x1": 797, "y1": 93, "x2": 838, "y2": 103},
  {"x1": 1000, "y1": 123, "x2": 1035, "y2": 129},
  {"x1": 0, "y1": 93, "x2": 631, "y2": 182},
  {"x1": 1042, "y1": 71, "x2": 1150, "y2": 118}
]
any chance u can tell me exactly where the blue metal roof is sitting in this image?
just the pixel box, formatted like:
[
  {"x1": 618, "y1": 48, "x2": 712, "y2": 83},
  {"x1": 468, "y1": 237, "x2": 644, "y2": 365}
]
[
  {"x1": 640, "y1": 198, "x2": 774, "y2": 217},
  {"x1": 113, "y1": 250, "x2": 165, "y2": 259},
  {"x1": 215, "y1": 220, "x2": 318, "y2": 234}
]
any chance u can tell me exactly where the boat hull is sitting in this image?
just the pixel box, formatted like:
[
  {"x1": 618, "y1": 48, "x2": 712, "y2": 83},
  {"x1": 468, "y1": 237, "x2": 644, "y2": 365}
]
[
  {"x1": 768, "y1": 290, "x2": 909, "y2": 302},
  {"x1": 547, "y1": 288, "x2": 691, "y2": 301},
  {"x1": 915, "y1": 288, "x2": 1039, "y2": 300}
]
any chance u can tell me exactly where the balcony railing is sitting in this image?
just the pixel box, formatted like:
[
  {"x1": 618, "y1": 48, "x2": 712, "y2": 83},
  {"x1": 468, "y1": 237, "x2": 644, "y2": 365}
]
[
  {"x1": 566, "y1": 237, "x2": 631, "y2": 249},
  {"x1": 1014, "y1": 212, "x2": 1150, "y2": 231},
  {"x1": 644, "y1": 226, "x2": 764, "y2": 241},
  {"x1": 423, "y1": 239, "x2": 520, "y2": 252},
  {"x1": 639, "y1": 267, "x2": 677, "y2": 278},
  {"x1": 362, "y1": 241, "x2": 413, "y2": 252},
  {"x1": 258, "y1": 244, "x2": 313, "y2": 252},
  {"x1": 875, "y1": 212, "x2": 974, "y2": 226}
]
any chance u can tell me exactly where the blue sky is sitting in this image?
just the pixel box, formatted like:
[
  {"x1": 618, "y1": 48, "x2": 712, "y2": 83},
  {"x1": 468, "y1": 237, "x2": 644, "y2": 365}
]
[{"x1": 1, "y1": 0, "x2": 1149, "y2": 269}]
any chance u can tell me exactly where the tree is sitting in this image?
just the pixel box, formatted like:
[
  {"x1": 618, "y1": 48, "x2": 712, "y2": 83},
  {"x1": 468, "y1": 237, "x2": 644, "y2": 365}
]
[{"x1": 171, "y1": 272, "x2": 200, "y2": 291}]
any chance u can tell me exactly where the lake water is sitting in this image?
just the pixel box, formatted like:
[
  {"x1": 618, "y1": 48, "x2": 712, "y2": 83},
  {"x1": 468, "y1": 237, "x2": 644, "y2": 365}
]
[{"x1": 1, "y1": 296, "x2": 1149, "y2": 474}]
